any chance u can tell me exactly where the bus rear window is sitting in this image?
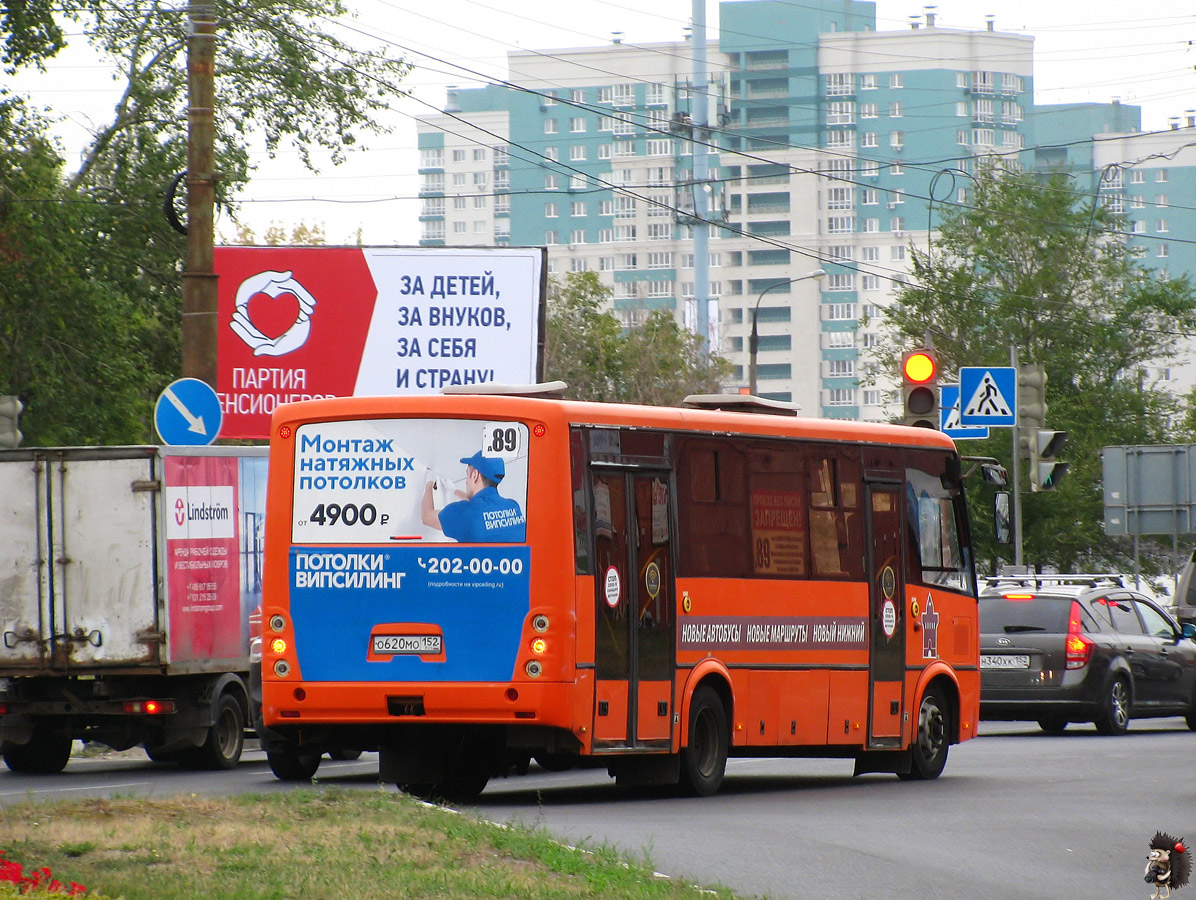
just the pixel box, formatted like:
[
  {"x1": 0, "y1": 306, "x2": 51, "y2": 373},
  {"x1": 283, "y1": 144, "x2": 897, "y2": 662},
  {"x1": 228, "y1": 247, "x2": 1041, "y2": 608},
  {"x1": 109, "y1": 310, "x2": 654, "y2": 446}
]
[{"x1": 292, "y1": 418, "x2": 528, "y2": 544}]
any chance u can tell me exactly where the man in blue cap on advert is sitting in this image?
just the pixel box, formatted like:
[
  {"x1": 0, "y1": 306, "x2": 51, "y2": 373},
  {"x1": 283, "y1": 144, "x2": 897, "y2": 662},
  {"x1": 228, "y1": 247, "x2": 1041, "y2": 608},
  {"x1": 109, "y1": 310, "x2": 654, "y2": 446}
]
[{"x1": 421, "y1": 450, "x2": 526, "y2": 543}]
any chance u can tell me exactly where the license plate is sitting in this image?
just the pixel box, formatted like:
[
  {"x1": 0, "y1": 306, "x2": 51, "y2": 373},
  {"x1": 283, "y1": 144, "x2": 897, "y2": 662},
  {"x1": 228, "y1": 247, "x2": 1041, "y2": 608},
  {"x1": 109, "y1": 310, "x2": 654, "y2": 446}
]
[
  {"x1": 372, "y1": 634, "x2": 442, "y2": 655},
  {"x1": 980, "y1": 654, "x2": 1030, "y2": 669}
]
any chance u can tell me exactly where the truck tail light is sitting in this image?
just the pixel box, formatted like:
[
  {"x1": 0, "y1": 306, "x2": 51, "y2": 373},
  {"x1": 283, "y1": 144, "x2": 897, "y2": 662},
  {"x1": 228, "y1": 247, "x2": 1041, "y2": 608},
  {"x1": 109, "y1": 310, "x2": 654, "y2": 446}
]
[
  {"x1": 1065, "y1": 601, "x2": 1094, "y2": 669},
  {"x1": 123, "y1": 700, "x2": 176, "y2": 715}
]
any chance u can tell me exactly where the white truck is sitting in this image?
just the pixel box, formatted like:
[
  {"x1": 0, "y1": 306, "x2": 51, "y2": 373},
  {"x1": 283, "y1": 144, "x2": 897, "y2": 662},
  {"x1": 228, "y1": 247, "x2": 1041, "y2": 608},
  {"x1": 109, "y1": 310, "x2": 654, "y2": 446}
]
[{"x1": 0, "y1": 445, "x2": 267, "y2": 773}]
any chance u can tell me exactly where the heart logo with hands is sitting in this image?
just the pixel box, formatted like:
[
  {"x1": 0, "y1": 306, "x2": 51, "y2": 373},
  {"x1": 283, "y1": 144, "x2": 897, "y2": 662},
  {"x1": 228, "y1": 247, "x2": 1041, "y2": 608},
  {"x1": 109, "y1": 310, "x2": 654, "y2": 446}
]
[{"x1": 230, "y1": 270, "x2": 317, "y2": 357}]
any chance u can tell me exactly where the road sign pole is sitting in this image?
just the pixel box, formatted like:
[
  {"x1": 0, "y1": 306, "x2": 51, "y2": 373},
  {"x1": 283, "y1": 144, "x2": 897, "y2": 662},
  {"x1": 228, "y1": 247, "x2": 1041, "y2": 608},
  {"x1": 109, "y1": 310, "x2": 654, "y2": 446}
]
[{"x1": 1010, "y1": 344, "x2": 1023, "y2": 568}]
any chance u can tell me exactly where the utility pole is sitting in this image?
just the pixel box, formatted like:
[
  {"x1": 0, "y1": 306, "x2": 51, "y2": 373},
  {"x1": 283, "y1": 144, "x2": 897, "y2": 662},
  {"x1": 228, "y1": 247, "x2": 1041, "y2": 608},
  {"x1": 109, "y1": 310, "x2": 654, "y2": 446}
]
[
  {"x1": 182, "y1": 1, "x2": 219, "y2": 388},
  {"x1": 691, "y1": 0, "x2": 711, "y2": 346},
  {"x1": 1010, "y1": 343, "x2": 1024, "y2": 568}
]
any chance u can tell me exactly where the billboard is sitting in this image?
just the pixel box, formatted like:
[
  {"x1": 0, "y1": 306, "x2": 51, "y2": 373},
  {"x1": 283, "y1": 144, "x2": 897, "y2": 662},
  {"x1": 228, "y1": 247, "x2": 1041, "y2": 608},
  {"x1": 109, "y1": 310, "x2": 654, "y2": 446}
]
[{"x1": 214, "y1": 246, "x2": 547, "y2": 439}]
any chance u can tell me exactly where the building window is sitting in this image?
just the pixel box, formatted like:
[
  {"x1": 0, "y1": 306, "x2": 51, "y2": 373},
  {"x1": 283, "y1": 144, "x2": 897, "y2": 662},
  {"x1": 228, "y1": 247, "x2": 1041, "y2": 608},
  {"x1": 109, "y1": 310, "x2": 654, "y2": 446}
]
[
  {"x1": 647, "y1": 223, "x2": 672, "y2": 240},
  {"x1": 862, "y1": 218, "x2": 879, "y2": 233},
  {"x1": 612, "y1": 83, "x2": 634, "y2": 105},
  {"x1": 452, "y1": 149, "x2": 466, "y2": 162},
  {"x1": 890, "y1": 101, "x2": 903, "y2": 118},
  {"x1": 493, "y1": 145, "x2": 509, "y2": 165},
  {"x1": 647, "y1": 251, "x2": 673, "y2": 268},
  {"x1": 827, "y1": 273, "x2": 855, "y2": 292},
  {"x1": 889, "y1": 163, "x2": 904, "y2": 176},
  {"x1": 972, "y1": 98, "x2": 994, "y2": 123},
  {"x1": 861, "y1": 132, "x2": 878, "y2": 148},
  {"x1": 570, "y1": 117, "x2": 586, "y2": 133},
  {"x1": 956, "y1": 72, "x2": 968, "y2": 88},
  {"x1": 860, "y1": 73, "x2": 876, "y2": 90},
  {"x1": 890, "y1": 217, "x2": 905, "y2": 233},
  {"x1": 862, "y1": 275, "x2": 880, "y2": 291},
  {"x1": 973, "y1": 71, "x2": 994, "y2": 93},
  {"x1": 571, "y1": 201, "x2": 586, "y2": 216},
  {"x1": 545, "y1": 120, "x2": 558, "y2": 134},
  {"x1": 473, "y1": 171, "x2": 488, "y2": 186},
  {"x1": 646, "y1": 138, "x2": 674, "y2": 156},
  {"x1": 826, "y1": 73, "x2": 852, "y2": 95},
  {"x1": 972, "y1": 129, "x2": 994, "y2": 146},
  {"x1": 890, "y1": 131, "x2": 904, "y2": 148},
  {"x1": 545, "y1": 174, "x2": 558, "y2": 190},
  {"x1": 1157, "y1": 194, "x2": 1169, "y2": 208},
  {"x1": 825, "y1": 331, "x2": 854, "y2": 349},
  {"x1": 1158, "y1": 244, "x2": 1169, "y2": 258},
  {"x1": 827, "y1": 216, "x2": 854, "y2": 234},
  {"x1": 827, "y1": 359, "x2": 855, "y2": 377},
  {"x1": 450, "y1": 172, "x2": 466, "y2": 186},
  {"x1": 891, "y1": 244, "x2": 906, "y2": 260},
  {"x1": 862, "y1": 246, "x2": 879, "y2": 261},
  {"x1": 827, "y1": 388, "x2": 857, "y2": 407},
  {"x1": 1132, "y1": 220, "x2": 1146, "y2": 234},
  {"x1": 860, "y1": 102, "x2": 877, "y2": 119},
  {"x1": 570, "y1": 145, "x2": 586, "y2": 161},
  {"x1": 473, "y1": 220, "x2": 485, "y2": 234},
  {"x1": 614, "y1": 224, "x2": 637, "y2": 241},
  {"x1": 1002, "y1": 74, "x2": 1023, "y2": 94},
  {"x1": 859, "y1": 159, "x2": 879, "y2": 177},
  {"x1": 826, "y1": 130, "x2": 855, "y2": 149},
  {"x1": 825, "y1": 302, "x2": 856, "y2": 320},
  {"x1": 545, "y1": 202, "x2": 558, "y2": 217},
  {"x1": 828, "y1": 245, "x2": 854, "y2": 260},
  {"x1": 570, "y1": 175, "x2": 587, "y2": 190},
  {"x1": 544, "y1": 147, "x2": 558, "y2": 161},
  {"x1": 542, "y1": 91, "x2": 557, "y2": 106},
  {"x1": 473, "y1": 196, "x2": 486, "y2": 209},
  {"x1": 1157, "y1": 169, "x2": 1168, "y2": 182},
  {"x1": 889, "y1": 73, "x2": 903, "y2": 88},
  {"x1": 863, "y1": 389, "x2": 882, "y2": 406},
  {"x1": 420, "y1": 148, "x2": 444, "y2": 168},
  {"x1": 645, "y1": 281, "x2": 674, "y2": 298},
  {"x1": 473, "y1": 148, "x2": 486, "y2": 162},
  {"x1": 599, "y1": 256, "x2": 615, "y2": 271},
  {"x1": 452, "y1": 221, "x2": 466, "y2": 234},
  {"x1": 827, "y1": 101, "x2": 854, "y2": 125},
  {"x1": 571, "y1": 229, "x2": 586, "y2": 244},
  {"x1": 646, "y1": 82, "x2": 665, "y2": 105},
  {"x1": 452, "y1": 196, "x2": 466, "y2": 210},
  {"x1": 827, "y1": 187, "x2": 854, "y2": 209},
  {"x1": 545, "y1": 230, "x2": 558, "y2": 245},
  {"x1": 1129, "y1": 169, "x2": 1145, "y2": 184},
  {"x1": 598, "y1": 144, "x2": 612, "y2": 159},
  {"x1": 570, "y1": 258, "x2": 587, "y2": 272},
  {"x1": 1157, "y1": 220, "x2": 1169, "y2": 232}
]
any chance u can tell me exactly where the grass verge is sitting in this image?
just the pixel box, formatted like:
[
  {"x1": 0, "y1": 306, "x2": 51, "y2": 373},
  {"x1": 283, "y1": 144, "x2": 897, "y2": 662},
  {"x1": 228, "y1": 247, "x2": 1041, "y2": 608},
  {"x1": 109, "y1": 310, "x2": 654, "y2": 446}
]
[{"x1": 0, "y1": 788, "x2": 742, "y2": 900}]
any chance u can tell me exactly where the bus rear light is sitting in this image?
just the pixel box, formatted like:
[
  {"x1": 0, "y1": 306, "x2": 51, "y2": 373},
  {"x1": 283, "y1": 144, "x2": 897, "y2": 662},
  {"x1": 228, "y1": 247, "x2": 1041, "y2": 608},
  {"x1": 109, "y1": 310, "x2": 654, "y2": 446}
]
[
  {"x1": 0, "y1": 703, "x2": 7, "y2": 715},
  {"x1": 278, "y1": 425, "x2": 293, "y2": 439},
  {"x1": 270, "y1": 638, "x2": 288, "y2": 654},
  {"x1": 1003, "y1": 593, "x2": 1034, "y2": 600},
  {"x1": 533, "y1": 423, "x2": 546, "y2": 437},
  {"x1": 532, "y1": 614, "x2": 550, "y2": 633},
  {"x1": 269, "y1": 614, "x2": 286, "y2": 633},
  {"x1": 274, "y1": 660, "x2": 292, "y2": 677},
  {"x1": 123, "y1": 700, "x2": 175, "y2": 715},
  {"x1": 525, "y1": 660, "x2": 543, "y2": 678},
  {"x1": 505, "y1": 688, "x2": 519, "y2": 702},
  {"x1": 530, "y1": 638, "x2": 547, "y2": 655}
]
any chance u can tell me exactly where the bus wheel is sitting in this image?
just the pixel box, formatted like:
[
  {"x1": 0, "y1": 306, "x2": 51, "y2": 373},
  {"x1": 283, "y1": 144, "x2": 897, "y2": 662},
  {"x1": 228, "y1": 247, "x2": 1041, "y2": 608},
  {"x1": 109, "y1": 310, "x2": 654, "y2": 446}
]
[
  {"x1": 900, "y1": 686, "x2": 949, "y2": 781},
  {"x1": 267, "y1": 749, "x2": 321, "y2": 781},
  {"x1": 679, "y1": 686, "x2": 729, "y2": 796},
  {"x1": 328, "y1": 749, "x2": 362, "y2": 760}
]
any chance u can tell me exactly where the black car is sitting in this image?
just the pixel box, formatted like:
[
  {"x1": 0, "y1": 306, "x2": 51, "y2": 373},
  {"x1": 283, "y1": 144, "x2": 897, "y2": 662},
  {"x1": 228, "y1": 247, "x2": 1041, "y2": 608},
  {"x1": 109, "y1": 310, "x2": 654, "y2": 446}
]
[{"x1": 979, "y1": 575, "x2": 1196, "y2": 734}]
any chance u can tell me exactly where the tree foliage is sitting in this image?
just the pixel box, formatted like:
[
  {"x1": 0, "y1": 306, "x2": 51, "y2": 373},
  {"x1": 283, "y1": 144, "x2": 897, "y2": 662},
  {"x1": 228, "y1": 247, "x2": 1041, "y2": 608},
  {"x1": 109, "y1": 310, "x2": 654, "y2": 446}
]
[
  {"x1": 543, "y1": 272, "x2": 730, "y2": 406},
  {"x1": 0, "y1": 1, "x2": 410, "y2": 444},
  {"x1": 881, "y1": 165, "x2": 1196, "y2": 574}
]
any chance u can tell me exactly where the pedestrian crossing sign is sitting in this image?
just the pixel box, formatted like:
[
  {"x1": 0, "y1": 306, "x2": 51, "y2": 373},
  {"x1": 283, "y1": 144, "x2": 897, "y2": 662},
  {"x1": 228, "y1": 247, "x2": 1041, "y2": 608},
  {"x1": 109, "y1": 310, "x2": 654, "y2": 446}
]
[
  {"x1": 959, "y1": 366, "x2": 1017, "y2": 427},
  {"x1": 940, "y1": 384, "x2": 990, "y2": 440}
]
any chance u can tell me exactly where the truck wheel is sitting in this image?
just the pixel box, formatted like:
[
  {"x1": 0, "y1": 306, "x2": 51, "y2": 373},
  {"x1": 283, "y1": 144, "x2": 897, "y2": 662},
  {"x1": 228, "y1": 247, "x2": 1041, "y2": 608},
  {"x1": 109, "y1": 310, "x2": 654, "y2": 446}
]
[
  {"x1": 268, "y1": 749, "x2": 321, "y2": 781},
  {"x1": 679, "y1": 686, "x2": 729, "y2": 796},
  {"x1": 191, "y1": 694, "x2": 245, "y2": 770},
  {"x1": 2, "y1": 730, "x2": 73, "y2": 774}
]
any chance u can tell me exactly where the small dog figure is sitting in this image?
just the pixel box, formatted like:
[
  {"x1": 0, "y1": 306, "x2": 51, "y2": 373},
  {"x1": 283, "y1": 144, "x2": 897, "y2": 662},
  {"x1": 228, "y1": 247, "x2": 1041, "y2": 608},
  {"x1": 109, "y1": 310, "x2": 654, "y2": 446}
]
[{"x1": 1146, "y1": 832, "x2": 1191, "y2": 900}]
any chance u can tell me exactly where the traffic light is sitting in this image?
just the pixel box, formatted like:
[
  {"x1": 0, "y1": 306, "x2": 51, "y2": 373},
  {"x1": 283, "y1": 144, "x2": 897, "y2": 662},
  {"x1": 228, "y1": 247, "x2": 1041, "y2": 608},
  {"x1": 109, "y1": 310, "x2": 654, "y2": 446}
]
[
  {"x1": 0, "y1": 395, "x2": 22, "y2": 449},
  {"x1": 1029, "y1": 429, "x2": 1069, "y2": 492},
  {"x1": 1018, "y1": 364, "x2": 1047, "y2": 432},
  {"x1": 901, "y1": 349, "x2": 939, "y2": 429}
]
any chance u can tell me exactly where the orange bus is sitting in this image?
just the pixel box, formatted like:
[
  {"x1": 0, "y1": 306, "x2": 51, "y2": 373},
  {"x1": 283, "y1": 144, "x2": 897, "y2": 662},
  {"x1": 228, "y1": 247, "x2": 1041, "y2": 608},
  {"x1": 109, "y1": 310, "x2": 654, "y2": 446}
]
[{"x1": 256, "y1": 386, "x2": 980, "y2": 796}]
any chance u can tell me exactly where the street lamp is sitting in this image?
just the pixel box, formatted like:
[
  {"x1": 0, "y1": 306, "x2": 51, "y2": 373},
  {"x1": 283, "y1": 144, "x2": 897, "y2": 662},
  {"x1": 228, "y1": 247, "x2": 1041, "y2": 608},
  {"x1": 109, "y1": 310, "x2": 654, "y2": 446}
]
[{"x1": 749, "y1": 268, "x2": 826, "y2": 396}]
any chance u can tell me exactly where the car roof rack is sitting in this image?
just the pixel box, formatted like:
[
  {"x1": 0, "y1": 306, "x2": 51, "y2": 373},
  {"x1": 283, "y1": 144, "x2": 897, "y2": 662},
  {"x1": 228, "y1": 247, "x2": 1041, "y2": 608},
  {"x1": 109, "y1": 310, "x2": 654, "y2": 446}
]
[{"x1": 981, "y1": 573, "x2": 1131, "y2": 590}]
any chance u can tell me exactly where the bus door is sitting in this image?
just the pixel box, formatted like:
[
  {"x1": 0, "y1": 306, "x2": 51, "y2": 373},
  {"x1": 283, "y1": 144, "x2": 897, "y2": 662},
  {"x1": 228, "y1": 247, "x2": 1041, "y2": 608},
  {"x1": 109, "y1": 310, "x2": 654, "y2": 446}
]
[
  {"x1": 865, "y1": 479, "x2": 905, "y2": 748},
  {"x1": 590, "y1": 467, "x2": 675, "y2": 750}
]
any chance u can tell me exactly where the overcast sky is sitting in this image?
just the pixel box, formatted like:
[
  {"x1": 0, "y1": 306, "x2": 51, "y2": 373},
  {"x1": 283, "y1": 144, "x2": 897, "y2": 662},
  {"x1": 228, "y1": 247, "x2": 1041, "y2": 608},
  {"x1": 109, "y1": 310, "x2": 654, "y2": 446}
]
[{"x1": 16, "y1": 1, "x2": 1196, "y2": 243}]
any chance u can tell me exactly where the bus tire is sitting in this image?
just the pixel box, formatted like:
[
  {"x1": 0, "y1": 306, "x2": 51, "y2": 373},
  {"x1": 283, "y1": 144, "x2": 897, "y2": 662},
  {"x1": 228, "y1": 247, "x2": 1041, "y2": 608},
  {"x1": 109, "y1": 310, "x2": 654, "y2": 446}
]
[
  {"x1": 1, "y1": 729, "x2": 73, "y2": 774},
  {"x1": 679, "y1": 686, "x2": 729, "y2": 796},
  {"x1": 267, "y1": 749, "x2": 321, "y2": 781},
  {"x1": 328, "y1": 749, "x2": 362, "y2": 760},
  {"x1": 900, "y1": 685, "x2": 949, "y2": 780}
]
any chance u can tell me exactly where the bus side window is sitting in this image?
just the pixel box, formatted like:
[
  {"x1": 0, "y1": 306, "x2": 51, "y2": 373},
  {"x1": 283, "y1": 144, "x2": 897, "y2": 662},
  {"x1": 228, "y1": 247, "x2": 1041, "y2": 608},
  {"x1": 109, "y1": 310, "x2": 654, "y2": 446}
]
[
  {"x1": 675, "y1": 438, "x2": 751, "y2": 577},
  {"x1": 570, "y1": 428, "x2": 591, "y2": 575},
  {"x1": 747, "y1": 443, "x2": 808, "y2": 578},
  {"x1": 808, "y1": 452, "x2": 864, "y2": 580}
]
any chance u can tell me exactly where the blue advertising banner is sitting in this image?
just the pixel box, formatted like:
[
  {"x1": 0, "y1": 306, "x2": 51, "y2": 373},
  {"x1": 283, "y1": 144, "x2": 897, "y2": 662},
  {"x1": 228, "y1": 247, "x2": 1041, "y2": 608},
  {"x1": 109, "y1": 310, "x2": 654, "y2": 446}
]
[{"x1": 288, "y1": 545, "x2": 531, "y2": 682}]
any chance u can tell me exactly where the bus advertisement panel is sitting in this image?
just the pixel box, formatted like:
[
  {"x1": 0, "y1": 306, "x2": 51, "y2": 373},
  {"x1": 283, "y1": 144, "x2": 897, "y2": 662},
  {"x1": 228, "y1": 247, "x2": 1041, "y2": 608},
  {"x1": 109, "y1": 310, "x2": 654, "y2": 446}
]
[{"x1": 258, "y1": 391, "x2": 980, "y2": 796}]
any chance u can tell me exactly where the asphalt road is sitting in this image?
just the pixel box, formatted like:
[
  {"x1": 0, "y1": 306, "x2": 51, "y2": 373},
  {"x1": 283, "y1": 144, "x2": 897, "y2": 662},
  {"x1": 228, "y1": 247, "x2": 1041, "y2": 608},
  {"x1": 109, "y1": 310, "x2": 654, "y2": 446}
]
[{"x1": 3, "y1": 720, "x2": 1191, "y2": 900}]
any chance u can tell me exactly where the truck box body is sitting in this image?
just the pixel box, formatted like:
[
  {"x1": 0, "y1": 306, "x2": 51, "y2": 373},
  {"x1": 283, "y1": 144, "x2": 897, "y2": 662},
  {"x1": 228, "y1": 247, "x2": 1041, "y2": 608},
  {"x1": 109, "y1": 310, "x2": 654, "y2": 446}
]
[{"x1": 0, "y1": 446, "x2": 268, "y2": 771}]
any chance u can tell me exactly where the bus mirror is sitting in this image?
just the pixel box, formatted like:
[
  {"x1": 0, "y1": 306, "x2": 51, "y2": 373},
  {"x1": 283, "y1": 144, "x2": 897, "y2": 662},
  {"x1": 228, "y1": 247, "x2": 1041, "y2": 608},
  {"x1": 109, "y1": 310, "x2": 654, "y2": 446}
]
[
  {"x1": 994, "y1": 491, "x2": 1012, "y2": 545},
  {"x1": 980, "y1": 463, "x2": 1008, "y2": 486}
]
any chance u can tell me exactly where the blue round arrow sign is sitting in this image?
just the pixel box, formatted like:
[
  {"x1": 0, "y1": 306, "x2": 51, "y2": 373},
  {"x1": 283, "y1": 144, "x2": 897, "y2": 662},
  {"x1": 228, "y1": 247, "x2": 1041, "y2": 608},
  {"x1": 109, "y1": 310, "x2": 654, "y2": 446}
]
[{"x1": 155, "y1": 378, "x2": 223, "y2": 446}]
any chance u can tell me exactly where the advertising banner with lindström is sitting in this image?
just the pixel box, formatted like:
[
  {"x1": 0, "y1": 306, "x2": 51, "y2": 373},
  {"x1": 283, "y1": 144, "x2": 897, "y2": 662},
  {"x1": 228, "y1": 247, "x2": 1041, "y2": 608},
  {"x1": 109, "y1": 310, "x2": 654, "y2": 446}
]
[{"x1": 214, "y1": 246, "x2": 546, "y2": 439}]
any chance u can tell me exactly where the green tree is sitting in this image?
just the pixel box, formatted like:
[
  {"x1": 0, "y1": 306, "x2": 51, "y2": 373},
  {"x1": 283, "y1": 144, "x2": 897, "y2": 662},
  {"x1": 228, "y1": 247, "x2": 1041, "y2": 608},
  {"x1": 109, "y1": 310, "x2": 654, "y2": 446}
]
[
  {"x1": 543, "y1": 272, "x2": 730, "y2": 405},
  {"x1": 1, "y1": 1, "x2": 410, "y2": 444},
  {"x1": 880, "y1": 164, "x2": 1196, "y2": 573}
]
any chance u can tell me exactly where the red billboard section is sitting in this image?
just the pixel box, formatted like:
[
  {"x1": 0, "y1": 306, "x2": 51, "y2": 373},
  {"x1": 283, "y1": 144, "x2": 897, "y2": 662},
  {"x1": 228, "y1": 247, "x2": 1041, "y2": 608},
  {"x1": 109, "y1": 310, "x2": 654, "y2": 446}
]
[
  {"x1": 215, "y1": 246, "x2": 377, "y2": 438},
  {"x1": 164, "y1": 455, "x2": 243, "y2": 662}
]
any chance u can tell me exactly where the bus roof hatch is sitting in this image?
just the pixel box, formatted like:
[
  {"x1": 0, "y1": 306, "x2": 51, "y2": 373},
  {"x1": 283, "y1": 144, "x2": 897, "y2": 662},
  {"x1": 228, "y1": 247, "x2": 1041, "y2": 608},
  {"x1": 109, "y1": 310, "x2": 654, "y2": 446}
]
[
  {"x1": 682, "y1": 394, "x2": 801, "y2": 416},
  {"x1": 441, "y1": 381, "x2": 568, "y2": 398}
]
